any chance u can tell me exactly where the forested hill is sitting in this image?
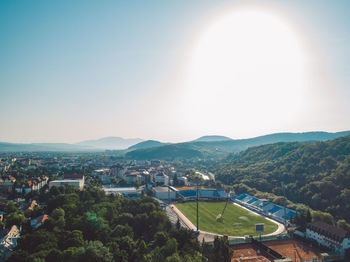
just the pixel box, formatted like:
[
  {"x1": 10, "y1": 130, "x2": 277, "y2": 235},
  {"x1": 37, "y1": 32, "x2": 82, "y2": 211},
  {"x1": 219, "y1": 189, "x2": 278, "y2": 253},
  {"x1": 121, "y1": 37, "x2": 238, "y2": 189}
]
[
  {"x1": 214, "y1": 134, "x2": 350, "y2": 222},
  {"x1": 125, "y1": 131, "x2": 350, "y2": 160}
]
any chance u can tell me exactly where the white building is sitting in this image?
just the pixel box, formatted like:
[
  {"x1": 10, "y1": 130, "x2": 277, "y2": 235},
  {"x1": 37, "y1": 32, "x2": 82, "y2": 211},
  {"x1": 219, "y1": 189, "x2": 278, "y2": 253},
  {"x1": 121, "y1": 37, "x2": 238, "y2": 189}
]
[
  {"x1": 110, "y1": 164, "x2": 126, "y2": 179},
  {"x1": 103, "y1": 187, "x2": 141, "y2": 198},
  {"x1": 178, "y1": 176, "x2": 188, "y2": 186},
  {"x1": 306, "y1": 221, "x2": 350, "y2": 258},
  {"x1": 92, "y1": 169, "x2": 112, "y2": 184},
  {"x1": 155, "y1": 172, "x2": 169, "y2": 185},
  {"x1": 153, "y1": 186, "x2": 176, "y2": 201},
  {"x1": 49, "y1": 179, "x2": 84, "y2": 190}
]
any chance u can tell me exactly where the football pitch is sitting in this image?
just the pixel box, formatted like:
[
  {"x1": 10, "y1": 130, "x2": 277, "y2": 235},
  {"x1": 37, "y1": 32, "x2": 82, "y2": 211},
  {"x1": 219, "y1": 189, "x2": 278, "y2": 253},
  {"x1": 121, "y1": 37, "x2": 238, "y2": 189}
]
[{"x1": 175, "y1": 201, "x2": 278, "y2": 236}]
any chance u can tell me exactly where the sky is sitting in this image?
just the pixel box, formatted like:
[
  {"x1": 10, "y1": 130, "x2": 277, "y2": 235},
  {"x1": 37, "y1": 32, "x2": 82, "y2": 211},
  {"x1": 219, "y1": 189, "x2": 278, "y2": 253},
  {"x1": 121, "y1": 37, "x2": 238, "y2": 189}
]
[{"x1": 1, "y1": 0, "x2": 350, "y2": 143}]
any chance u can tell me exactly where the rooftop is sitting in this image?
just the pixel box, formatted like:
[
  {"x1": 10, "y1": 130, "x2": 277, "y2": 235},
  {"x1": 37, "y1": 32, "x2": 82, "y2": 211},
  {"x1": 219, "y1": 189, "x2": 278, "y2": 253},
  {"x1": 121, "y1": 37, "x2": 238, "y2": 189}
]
[
  {"x1": 153, "y1": 186, "x2": 170, "y2": 192},
  {"x1": 103, "y1": 187, "x2": 137, "y2": 193},
  {"x1": 307, "y1": 221, "x2": 350, "y2": 242}
]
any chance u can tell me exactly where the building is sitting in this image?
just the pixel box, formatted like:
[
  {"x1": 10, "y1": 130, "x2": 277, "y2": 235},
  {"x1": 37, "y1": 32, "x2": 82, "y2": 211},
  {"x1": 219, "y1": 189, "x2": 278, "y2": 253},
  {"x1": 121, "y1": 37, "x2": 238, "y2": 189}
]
[
  {"x1": 15, "y1": 176, "x2": 48, "y2": 194},
  {"x1": 30, "y1": 214, "x2": 49, "y2": 229},
  {"x1": 49, "y1": 179, "x2": 84, "y2": 190},
  {"x1": 173, "y1": 186, "x2": 227, "y2": 201},
  {"x1": 103, "y1": 187, "x2": 141, "y2": 198},
  {"x1": 154, "y1": 172, "x2": 169, "y2": 185},
  {"x1": 0, "y1": 176, "x2": 16, "y2": 193},
  {"x1": 177, "y1": 176, "x2": 188, "y2": 186},
  {"x1": 306, "y1": 221, "x2": 350, "y2": 258},
  {"x1": 63, "y1": 174, "x2": 84, "y2": 183},
  {"x1": 153, "y1": 186, "x2": 176, "y2": 201},
  {"x1": 92, "y1": 169, "x2": 112, "y2": 184},
  {"x1": 0, "y1": 225, "x2": 20, "y2": 259},
  {"x1": 110, "y1": 164, "x2": 126, "y2": 179},
  {"x1": 125, "y1": 171, "x2": 143, "y2": 185}
]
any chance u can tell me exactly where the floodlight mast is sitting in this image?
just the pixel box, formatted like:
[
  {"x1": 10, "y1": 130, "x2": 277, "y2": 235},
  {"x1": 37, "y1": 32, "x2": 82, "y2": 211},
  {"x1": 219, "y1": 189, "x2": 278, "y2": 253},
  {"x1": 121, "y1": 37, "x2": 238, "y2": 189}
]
[
  {"x1": 196, "y1": 181, "x2": 199, "y2": 232},
  {"x1": 168, "y1": 183, "x2": 170, "y2": 205},
  {"x1": 281, "y1": 182, "x2": 287, "y2": 228}
]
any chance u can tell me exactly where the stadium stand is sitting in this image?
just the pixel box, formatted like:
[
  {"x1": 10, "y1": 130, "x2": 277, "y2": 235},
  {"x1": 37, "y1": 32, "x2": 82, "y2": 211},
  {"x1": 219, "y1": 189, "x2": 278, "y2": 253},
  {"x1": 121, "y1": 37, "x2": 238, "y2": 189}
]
[
  {"x1": 172, "y1": 187, "x2": 228, "y2": 201},
  {"x1": 234, "y1": 193, "x2": 296, "y2": 224}
]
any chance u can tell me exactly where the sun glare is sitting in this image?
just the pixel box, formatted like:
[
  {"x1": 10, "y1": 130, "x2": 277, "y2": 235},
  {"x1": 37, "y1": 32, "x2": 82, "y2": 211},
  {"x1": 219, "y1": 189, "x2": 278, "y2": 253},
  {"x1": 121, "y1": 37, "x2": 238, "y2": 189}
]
[{"x1": 183, "y1": 8, "x2": 309, "y2": 134}]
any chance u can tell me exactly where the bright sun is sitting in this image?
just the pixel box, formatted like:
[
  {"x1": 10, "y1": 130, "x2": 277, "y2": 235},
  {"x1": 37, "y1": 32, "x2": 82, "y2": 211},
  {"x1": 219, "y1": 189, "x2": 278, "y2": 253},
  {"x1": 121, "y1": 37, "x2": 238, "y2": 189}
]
[{"x1": 183, "y1": 8, "x2": 310, "y2": 135}]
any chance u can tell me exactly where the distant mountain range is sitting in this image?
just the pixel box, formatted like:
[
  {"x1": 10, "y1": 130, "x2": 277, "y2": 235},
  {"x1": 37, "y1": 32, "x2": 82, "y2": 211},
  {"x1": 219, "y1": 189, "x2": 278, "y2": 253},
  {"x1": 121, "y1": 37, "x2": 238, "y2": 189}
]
[
  {"x1": 0, "y1": 137, "x2": 143, "y2": 152},
  {"x1": 0, "y1": 131, "x2": 349, "y2": 153},
  {"x1": 0, "y1": 142, "x2": 97, "y2": 152},
  {"x1": 128, "y1": 140, "x2": 168, "y2": 150},
  {"x1": 193, "y1": 135, "x2": 232, "y2": 142},
  {"x1": 76, "y1": 137, "x2": 143, "y2": 150},
  {"x1": 125, "y1": 131, "x2": 350, "y2": 160}
]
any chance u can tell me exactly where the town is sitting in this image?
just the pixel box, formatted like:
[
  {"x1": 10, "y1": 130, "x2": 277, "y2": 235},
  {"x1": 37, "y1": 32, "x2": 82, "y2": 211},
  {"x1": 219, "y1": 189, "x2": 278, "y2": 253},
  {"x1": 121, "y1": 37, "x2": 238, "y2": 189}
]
[{"x1": 1, "y1": 150, "x2": 349, "y2": 261}]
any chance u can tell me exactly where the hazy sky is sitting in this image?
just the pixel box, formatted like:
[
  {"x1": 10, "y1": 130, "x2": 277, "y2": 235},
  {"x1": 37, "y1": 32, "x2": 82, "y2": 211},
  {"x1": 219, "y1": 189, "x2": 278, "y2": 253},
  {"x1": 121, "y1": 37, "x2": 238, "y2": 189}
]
[{"x1": 1, "y1": 0, "x2": 350, "y2": 143}]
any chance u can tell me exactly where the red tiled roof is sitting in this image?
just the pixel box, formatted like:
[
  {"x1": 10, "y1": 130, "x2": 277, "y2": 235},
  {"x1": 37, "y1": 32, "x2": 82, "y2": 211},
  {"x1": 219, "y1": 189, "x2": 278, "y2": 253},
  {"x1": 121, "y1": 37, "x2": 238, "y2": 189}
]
[{"x1": 307, "y1": 221, "x2": 350, "y2": 242}]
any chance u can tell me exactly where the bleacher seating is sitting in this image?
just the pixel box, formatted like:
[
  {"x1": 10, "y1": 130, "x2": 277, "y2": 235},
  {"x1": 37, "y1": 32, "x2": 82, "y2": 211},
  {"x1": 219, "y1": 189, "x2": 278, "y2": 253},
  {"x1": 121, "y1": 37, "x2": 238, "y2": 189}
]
[
  {"x1": 247, "y1": 197, "x2": 259, "y2": 204},
  {"x1": 200, "y1": 190, "x2": 214, "y2": 198},
  {"x1": 217, "y1": 190, "x2": 227, "y2": 198},
  {"x1": 241, "y1": 195, "x2": 254, "y2": 203},
  {"x1": 268, "y1": 206, "x2": 281, "y2": 214},
  {"x1": 261, "y1": 203, "x2": 275, "y2": 212},
  {"x1": 178, "y1": 190, "x2": 196, "y2": 198},
  {"x1": 233, "y1": 193, "x2": 296, "y2": 223},
  {"x1": 235, "y1": 193, "x2": 247, "y2": 200}
]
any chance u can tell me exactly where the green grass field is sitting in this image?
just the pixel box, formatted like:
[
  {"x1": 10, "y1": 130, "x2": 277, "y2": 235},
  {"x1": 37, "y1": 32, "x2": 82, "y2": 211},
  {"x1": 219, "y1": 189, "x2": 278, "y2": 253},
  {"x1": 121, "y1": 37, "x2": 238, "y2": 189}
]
[{"x1": 175, "y1": 201, "x2": 278, "y2": 236}]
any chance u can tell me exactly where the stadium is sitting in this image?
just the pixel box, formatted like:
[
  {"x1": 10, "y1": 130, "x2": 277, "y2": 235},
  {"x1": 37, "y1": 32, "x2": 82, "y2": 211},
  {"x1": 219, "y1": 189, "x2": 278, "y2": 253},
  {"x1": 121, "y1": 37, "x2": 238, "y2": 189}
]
[
  {"x1": 163, "y1": 187, "x2": 325, "y2": 261},
  {"x1": 160, "y1": 186, "x2": 293, "y2": 237}
]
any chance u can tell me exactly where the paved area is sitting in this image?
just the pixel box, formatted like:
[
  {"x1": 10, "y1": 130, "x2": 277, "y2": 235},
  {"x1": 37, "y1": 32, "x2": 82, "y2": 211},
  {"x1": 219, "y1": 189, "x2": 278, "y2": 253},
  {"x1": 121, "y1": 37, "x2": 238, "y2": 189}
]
[
  {"x1": 165, "y1": 205, "x2": 186, "y2": 227},
  {"x1": 232, "y1": 243, "x2": 273, "y2": 262},
  {"x1": 264, "y1": 240, "x2": 322, "y2": 262},
  {"x1": 170, "y1": 202, "x2": 286, "y2": 242}
]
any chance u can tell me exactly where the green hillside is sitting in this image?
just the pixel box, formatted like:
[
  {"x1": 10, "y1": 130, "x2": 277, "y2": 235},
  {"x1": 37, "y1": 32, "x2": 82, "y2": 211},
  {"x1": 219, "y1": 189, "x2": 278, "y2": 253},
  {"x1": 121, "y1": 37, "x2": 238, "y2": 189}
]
[
  {"x1": 214, "y1": 135, "x2": 350, "y2": 222},
  {"x1": 125, "y1": 131, "x2": 350, "y2": 160}
]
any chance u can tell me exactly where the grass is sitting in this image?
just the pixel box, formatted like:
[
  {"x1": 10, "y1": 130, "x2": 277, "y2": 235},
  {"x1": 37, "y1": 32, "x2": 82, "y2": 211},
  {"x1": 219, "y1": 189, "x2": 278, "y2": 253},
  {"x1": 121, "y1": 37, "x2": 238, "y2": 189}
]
[{"x1": 175, "y1": 201, "x2": 278, "y2": 236}]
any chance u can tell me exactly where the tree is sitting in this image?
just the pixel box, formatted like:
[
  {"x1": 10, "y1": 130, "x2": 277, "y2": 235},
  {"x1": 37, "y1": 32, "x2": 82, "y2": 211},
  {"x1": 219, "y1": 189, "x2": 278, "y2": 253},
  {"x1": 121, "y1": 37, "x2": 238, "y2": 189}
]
[
  {"x1": 337, "y1": 220, "x2": 350, "y2": 232},
  {"x1": 5, "y1": 213, "x2": 25, "y2": 228},
  {"x1": 176, "y1": 218, "x2": 181, "y2": 229},
  {"x1": 213, "y1": 237, "x2": 233, "y2": 262},
  {"x1": 5, "y1": 201, "x2": 17, "y2": 214},
  {"x1": 77, "y1": 241, "x2": 113, "y2": 262}
]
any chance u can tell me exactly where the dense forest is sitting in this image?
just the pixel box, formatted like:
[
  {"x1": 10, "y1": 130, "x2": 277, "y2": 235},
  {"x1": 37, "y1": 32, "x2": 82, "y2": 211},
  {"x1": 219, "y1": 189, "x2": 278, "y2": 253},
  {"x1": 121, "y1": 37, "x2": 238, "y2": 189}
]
[
  {"x1": 213, "y1": 135, "x2": 350, "y2": 224},
  {"x1": 8, "y1": 186, "x2": 232, "y2": 262}
]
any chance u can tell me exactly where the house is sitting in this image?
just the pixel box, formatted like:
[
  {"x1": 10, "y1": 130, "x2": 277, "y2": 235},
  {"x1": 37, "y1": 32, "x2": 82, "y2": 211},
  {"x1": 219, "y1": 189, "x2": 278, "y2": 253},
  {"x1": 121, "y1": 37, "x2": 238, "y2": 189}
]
[
  {"x1": 125, "y1": 171, "x2": 143, "y2": 185},
  {"x1": 0, "y1": 176, "x2": 16, "y2": 193},
  {"x1": 25, "y1": 200, "x2": 38, "y2": 212},
  {"x1": 154, "y1": 172, "x2": 169, "y2": 185},
  {"x1": 92, "y1": 169, "x2": 112, "y2": 184},
  {"x1": 306, "y1": 221, "x2": 350, "y2": 258},
  {"x1": 30, "y1": 214, "x2": 49, "y2": 229},
  {"x1": 15, "y1": 176, "x2": 49, "y2": 194},
  {"x1": 178, "y1": 176, "x2": 188, "y2": 186},
  {"x1": 0, "y1": 225, "x2": 20, "y2": 256},
  {"x1": 110, "y1": 164, "x2": 126, "y2": 179}
]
